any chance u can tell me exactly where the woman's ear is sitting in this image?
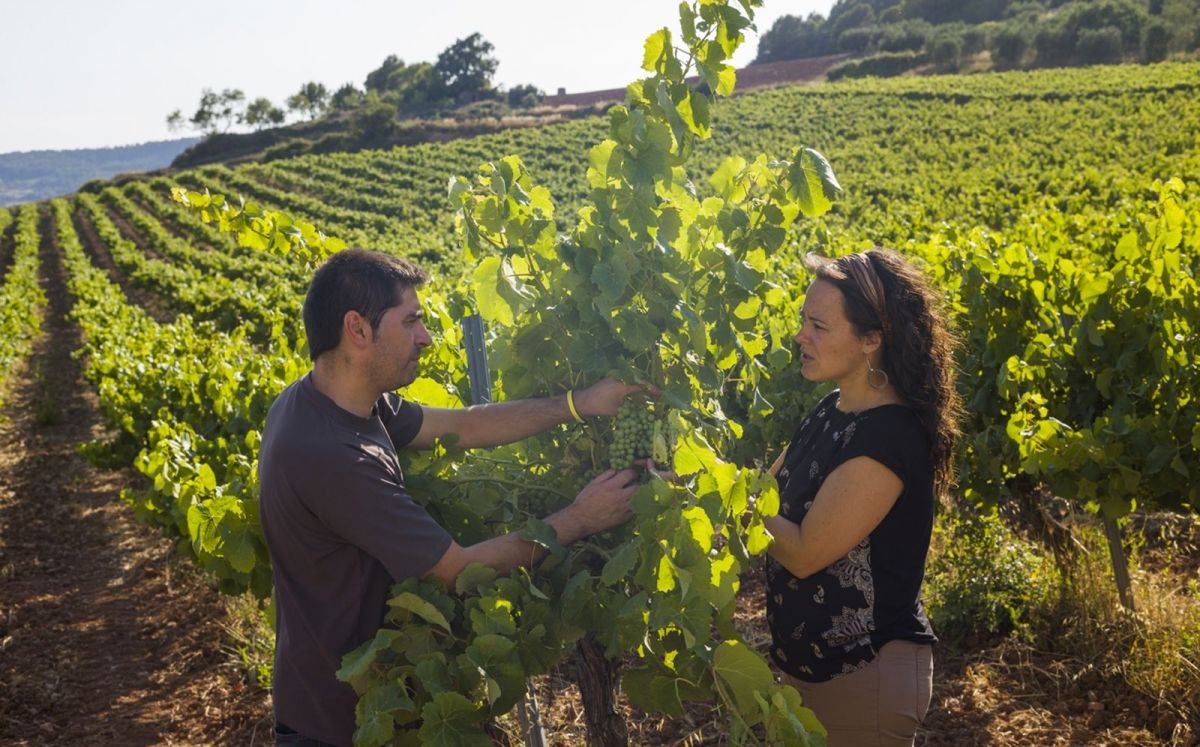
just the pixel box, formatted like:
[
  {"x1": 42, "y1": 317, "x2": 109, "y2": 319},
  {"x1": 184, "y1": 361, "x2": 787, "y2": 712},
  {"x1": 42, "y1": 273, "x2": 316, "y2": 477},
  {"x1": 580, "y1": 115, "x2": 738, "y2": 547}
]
[{"x1": 860, "y1": 329, "x2": 883, "y2": 355}]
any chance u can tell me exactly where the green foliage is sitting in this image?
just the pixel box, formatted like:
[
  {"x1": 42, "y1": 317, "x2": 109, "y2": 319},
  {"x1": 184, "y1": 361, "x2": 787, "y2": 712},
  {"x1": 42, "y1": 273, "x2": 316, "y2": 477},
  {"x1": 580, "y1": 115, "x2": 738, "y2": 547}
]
[
  {"x1": 1076, "y1": 25, "x2": 1125, "y2": 63},
  {"x1": 931, "y1": 34, "x2": 965, "y2": 71},
  {"x1": 241, "y1": 97, "x2": 285, "y2": 130},
  {"x1": 905, "y1": 0, "x2": 1011, "y2": 24},
  {"x1": 364, "y1": 54, "x2": 406, "y2": 93},
  {"x1": 749, "y1": 0, "x2": 1194, "y2": 70},
  {"x1": 348, "y1": 94, "x2": 398, "y2": 141},
  {"x1": 1142, "y1": 19, "x2": 1170, "y2": 61},
  {"x1": 330, "y1": 83, "x2": 365, "y2": 111},
  {"x1": 506, "y1": 84, "x2": 544, "y2": 109},
  {"x1": 992, "y1": 23, "x2": 1032, "y2": 67},
  {"x1": 169, "y1": 87, "x2": 246, "y2": 135},
  {"x1": 878, "y1": 19, "x2": 932, "y2": 52},
  {"x1": 287, "y1": 82, "x2": 330, "y2": 121},
  {"x1": 1034, "y1": 22, "x2": 1076, "y2": 67},
  {"x1": 925, "y1": 509, "x2": 1055, "y2": 643},
  {"x1": 0, "y1": 205, "x2": 47, "y2": 406},
  {"x1": 827, "y1": 50, "x2": 927, "y2": 79},
  {"x1": 451, "y1": 100, "x2": 505, "y2": 123},
  {"x1": 754, "y1": 13, "x2": 834, "y2": 63},
  {"x1": 433, "y1": 32, "x2": 499, "y2": 103},
  {"x1": 837, "y1": 26, "x2": 878, "y2": 54},
  {"x1": 830, "y1": 2, "x2": 877, "y2": 42}
]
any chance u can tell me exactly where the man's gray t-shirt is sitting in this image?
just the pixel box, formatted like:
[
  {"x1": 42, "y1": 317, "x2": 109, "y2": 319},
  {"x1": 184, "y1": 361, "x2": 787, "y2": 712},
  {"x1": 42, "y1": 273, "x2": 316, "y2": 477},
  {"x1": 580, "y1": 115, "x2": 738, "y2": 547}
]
[{"x1": 259, "y1": 373, "x2": 452, "y2": 747}]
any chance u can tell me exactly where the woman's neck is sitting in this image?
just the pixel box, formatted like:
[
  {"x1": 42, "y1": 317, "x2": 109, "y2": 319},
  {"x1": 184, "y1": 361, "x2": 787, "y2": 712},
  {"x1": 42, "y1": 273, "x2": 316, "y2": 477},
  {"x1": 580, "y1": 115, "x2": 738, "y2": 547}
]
[{"x1": 834, "y1": 372, "x2": 903, "y2": 414}]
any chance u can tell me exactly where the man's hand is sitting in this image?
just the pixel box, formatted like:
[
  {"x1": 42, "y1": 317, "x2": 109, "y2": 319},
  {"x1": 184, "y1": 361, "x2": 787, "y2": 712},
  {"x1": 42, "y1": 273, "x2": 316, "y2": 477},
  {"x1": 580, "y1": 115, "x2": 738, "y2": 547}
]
[
  {"x1": 562, "y1": 468, "x2": 639, "y2": 538},
  {"x1": 573, "y1": 378, "x2": 644, "y2": 418}
]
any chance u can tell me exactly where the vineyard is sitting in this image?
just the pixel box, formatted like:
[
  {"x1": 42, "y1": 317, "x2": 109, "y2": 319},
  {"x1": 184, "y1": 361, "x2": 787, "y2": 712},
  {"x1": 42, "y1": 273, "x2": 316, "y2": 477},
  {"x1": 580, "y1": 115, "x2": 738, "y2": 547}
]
[{"x1": 1, "y1": 3, "x2": 1199, "y2": 743}]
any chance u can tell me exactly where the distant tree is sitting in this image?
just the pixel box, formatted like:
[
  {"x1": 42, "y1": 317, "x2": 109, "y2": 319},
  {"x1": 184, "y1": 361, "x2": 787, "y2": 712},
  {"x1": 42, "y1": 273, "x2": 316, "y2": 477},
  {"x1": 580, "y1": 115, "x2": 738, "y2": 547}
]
[
  {"x1": 364, "y1": 55, "x2": 406, "y2": 93},
  {"x1": 993, "y1": 24, "x2": 1031, "y2": 67},
  {"x1": 931, "y1": 34, "x2": 964, "y2": 71},
  {"x1": 1148, "y1": 0, "x2": 1165, "y2": 13},
  {"x1": 901, "y1": 0, "x2": 958, "y2": 24},
  {"x1": 351, "y1": 94, "x2": 399, "y2": 141},
  {"x1": 167, "y1": 88, "x2": 245, "y2": 135},
  {"x1": 1058, "y1": 0, "x2": 1146, "y2": 51},
  {"x1": 878, "y1": 19, "x2": 931, "y2": 51},
  {"x1": 387, "y1": 63, "x2": 440, "y2": 110},
  {"x1": 287, "y1": 82, "x2": 330, "y2": 121},
  {"x1": 830, "y1": 2, "x2": 877, "y2": 42},
  {"x1": 1004, "y1": 1, "x2": 1046, "y2": 20},
  {"x1": 962, "y1": 25, "x2": 991, "y2": 55},
  {"x1": 240, "y1": 97, "x2": 286, "y2": 130},
  {"x1": 753, "y1": 13, "x2": 834, "y2": 62},
  {"x1": 330, "y1": 83, "x2": 365, "y2": 111},
  {"x1": 506, "y1": 84, "x2": 545, "y2": 108},
  {"x1": 1076, "y1": 25, "x2": 1124, "y2": 63},
  {"x1": 1142, "y1": 20, "x2": 1170, "y2": 61},
  {"x1": 903, "y1": 0, "x2": 1007, "y2": 24},
  {"x1": 838, "y1": 26, "x2": 878, "y2": 54},
  {"x1": 878, "y1": 5, "x2": 904, "y2": 24},
  {"x1": 434, "y1": 33, "x2": 499, "y2": 102},
  {"x1": 1161, "y1": 0, "x2": 1200, "y2": 54},
  {"x1": 1034, "y1": 23, "x2": 1075, "y2": 66}
]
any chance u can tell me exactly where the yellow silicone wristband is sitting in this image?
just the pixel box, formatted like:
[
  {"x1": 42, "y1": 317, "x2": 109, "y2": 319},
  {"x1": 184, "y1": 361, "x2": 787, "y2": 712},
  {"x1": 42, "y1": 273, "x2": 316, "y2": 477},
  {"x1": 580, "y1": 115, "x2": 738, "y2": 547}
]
[{"x1": 566, "y1": 390, "x2": 585, "y2": 424}]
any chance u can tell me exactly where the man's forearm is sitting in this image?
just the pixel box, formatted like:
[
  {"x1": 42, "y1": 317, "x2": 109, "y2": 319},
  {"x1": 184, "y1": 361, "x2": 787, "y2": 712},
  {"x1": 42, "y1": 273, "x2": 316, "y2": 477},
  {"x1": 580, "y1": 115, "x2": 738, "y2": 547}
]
[
  {"x1": 453, "y1": 395, "x2": 574, "y2": 449},
  {"x1": 428, "y1": 505, "x2": 589, "y2": 585}
]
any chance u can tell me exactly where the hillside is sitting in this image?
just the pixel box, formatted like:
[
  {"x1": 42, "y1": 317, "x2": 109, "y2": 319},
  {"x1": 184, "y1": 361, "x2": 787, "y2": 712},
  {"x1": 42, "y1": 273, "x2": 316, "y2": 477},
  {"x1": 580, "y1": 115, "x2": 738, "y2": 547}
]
[
  {"x1": 167, "y1": 57, "x2": 845, "y2": 171},
  {"x1": 756, "y1": 0, "x2": 1200, "y2": 78},
  {"x1": 0, "y1": 137, "x2": 198, "y2": 206}
]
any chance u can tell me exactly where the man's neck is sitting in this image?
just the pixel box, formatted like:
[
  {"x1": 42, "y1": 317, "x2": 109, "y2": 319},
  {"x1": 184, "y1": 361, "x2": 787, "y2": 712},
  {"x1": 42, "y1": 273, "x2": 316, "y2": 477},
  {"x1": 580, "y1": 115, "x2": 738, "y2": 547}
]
[{"x1": 310, "y1": 357, "x2": 379, "y2": 418}]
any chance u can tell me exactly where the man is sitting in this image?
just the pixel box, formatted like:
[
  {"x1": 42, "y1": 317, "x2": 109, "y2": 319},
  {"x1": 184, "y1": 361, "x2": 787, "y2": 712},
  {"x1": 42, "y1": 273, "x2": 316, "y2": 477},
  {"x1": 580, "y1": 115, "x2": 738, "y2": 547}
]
[{"x1": 259, "y1": 248, "x2": 643, "y2": 746}]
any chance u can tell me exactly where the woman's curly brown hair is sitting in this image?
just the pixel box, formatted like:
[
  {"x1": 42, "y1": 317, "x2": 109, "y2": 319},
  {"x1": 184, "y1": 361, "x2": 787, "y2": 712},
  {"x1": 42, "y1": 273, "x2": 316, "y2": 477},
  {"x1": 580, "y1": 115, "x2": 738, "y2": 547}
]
[{"x1": 804, "y1": 248, "x2": 963, "y2": 498}]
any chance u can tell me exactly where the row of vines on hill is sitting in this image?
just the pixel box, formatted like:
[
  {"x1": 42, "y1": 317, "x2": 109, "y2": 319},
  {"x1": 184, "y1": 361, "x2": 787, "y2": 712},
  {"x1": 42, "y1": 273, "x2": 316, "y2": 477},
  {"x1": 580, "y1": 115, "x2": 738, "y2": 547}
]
[{"x1": 0, "y1": 205, "x2": 46, "y2": 403}]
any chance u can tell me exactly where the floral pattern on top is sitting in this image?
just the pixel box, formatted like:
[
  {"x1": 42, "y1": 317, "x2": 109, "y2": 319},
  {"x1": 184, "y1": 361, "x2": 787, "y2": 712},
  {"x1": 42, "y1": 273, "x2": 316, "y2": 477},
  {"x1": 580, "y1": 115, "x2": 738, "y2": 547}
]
[{"x1": 765, "y1": 390, "x2": 938, "y2": 682}]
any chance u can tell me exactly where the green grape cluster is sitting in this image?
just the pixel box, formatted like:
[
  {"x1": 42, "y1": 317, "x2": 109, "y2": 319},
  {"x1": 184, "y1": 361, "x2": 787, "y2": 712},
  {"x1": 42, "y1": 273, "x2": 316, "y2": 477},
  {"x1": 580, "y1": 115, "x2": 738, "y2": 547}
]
[
  {"x1": 609, "y1": 400, "x2": 654, "y2": 470},
  {"x1": 609, "y1": 400, "x2": 671, "y2": 470}
]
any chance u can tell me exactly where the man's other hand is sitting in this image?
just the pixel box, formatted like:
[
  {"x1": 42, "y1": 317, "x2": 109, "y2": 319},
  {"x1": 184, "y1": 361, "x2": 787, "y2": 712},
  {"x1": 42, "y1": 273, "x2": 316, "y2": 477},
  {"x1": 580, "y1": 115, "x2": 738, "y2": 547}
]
[
  {"x1": 574, "y1": 378, "x2": 644, "y2": 418},
  {"x1": 567, "y1": 469, "x2": 639, "y2": 536}
]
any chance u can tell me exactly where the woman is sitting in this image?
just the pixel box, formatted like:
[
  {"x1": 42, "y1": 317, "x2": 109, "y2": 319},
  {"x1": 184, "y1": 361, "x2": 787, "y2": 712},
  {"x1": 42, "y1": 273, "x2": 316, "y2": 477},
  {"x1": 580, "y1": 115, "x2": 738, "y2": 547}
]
[{"x1": 764, "y1": 248, "x2": 961, "y2": 746}]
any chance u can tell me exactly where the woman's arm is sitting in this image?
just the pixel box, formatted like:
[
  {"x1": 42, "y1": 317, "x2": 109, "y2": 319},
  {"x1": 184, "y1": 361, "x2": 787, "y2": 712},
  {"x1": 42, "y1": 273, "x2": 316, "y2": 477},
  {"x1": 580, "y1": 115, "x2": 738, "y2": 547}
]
[
  {"x1": 764, "y1": 456, "x2": 902, "y2": 579},
  {"x1": 767, "y1": 449, "x2": 787, "y2": 477}
]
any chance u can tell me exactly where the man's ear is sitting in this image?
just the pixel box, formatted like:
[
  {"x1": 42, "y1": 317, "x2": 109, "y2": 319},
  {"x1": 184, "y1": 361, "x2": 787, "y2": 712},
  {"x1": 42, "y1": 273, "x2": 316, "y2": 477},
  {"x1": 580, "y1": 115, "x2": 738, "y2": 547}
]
[{"x1": 342, "y1": 310, "x2": 373, "y2": 348}]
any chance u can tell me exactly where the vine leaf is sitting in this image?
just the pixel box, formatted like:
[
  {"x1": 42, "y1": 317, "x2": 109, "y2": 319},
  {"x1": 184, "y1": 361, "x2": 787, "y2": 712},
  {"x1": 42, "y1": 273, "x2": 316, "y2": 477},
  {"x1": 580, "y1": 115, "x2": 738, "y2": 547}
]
[
  {"x1": 418, "y1": 692, "x2": 492, "y2": 747},
  {"x1": 713, "y1": 640, "x2": 773, "y2": 725}
]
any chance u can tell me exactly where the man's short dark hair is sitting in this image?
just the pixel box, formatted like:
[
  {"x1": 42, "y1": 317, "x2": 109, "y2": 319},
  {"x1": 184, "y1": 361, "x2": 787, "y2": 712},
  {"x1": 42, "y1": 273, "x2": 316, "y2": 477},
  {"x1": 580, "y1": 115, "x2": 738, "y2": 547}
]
[{"x1": 302, "y1": 248, "x2": 429, "y2": 360}]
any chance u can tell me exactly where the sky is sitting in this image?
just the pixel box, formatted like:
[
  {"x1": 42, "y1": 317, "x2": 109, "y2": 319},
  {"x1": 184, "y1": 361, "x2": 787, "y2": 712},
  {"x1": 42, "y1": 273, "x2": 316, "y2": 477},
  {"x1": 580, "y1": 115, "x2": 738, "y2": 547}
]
[{"x1": 0, "y1": 0, "x2": 835, "y2": 154}]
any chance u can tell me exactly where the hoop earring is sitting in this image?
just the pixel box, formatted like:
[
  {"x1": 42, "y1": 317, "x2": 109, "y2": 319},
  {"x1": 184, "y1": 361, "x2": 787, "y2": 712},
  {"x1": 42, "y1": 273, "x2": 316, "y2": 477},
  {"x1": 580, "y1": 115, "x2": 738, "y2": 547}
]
[{"x1": 866, "y1": 355, "x2": 889, "y2": 389}]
